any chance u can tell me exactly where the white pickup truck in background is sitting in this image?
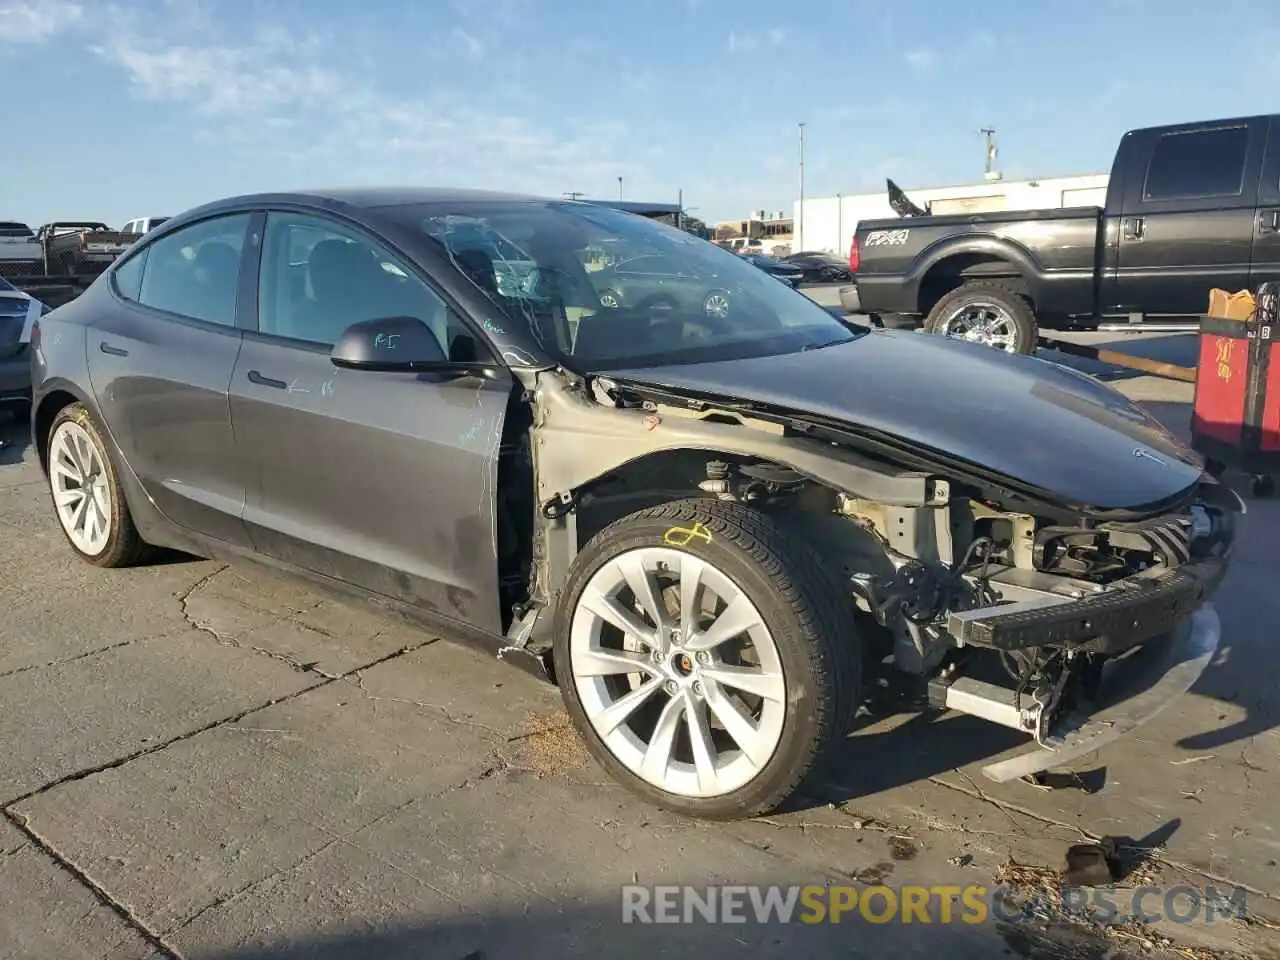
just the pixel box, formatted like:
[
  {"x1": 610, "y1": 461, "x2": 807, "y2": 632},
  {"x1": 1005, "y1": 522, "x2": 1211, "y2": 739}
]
[{"x1": 121, "y1": 216, "x2": 169, "y2": 235}]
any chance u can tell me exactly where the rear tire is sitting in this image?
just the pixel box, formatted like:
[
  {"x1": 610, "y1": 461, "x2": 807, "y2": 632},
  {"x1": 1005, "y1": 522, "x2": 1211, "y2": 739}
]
[
  {"x1": 46, "y1": 403, "x2": 152, "y2": 567},
  {"x1": 923, "y1": 279, "x2": 1037, "y2": 355},
  {"x1": 553, "y1": 497, "x2": 861, "y2": 820}
]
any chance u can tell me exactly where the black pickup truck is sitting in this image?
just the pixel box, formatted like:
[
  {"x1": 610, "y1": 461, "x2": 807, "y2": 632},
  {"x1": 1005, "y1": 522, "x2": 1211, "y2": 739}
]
[{"x1": 852, "y1": 113, "x2": 1280, "y2": 353}]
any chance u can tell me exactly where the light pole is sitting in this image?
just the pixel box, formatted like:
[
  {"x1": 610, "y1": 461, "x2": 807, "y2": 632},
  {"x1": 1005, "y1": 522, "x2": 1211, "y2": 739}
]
[
  {"x1": 798, "y1": 121, "x2": 806, "y2": 252},
  {"x1": 618, "y1": 176, "x2": 624, "y2": 200}
]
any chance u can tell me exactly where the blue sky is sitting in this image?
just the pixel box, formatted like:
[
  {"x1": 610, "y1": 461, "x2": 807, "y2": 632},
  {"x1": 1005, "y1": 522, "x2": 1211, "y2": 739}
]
[{"x1": 2, "y1": 0, "x2": 1279, "y2": 228}]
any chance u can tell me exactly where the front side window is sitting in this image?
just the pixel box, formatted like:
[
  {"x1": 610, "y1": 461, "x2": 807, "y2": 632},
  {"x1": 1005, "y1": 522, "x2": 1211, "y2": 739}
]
[
  {"x1": 258, "y1": 212, "x2": 468, "y2": 354},
  {"x1": 409, "y1": 201, "x2": 861, "y2": 371},
  {"x1": 1143, "y1": 126, "x2": 1249, "y2": 201},
  {"x1": 135, "y1": 213, "x2": 251, "y2": 326}
]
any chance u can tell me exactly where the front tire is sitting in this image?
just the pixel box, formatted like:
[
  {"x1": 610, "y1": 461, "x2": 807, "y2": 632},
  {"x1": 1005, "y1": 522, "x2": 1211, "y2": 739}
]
[
  {"x1": 553, "y1": 497, "x2": 860, "y2": 820},
  {"x1": 923, "y1": 280, "x2": 1037, "y2": 355},
  {"x1": 46, "y1": 403, "x2": 151, "y2": 567}
]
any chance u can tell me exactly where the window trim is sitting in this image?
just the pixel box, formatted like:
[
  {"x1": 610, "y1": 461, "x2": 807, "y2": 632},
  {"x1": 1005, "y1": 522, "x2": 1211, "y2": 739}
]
[
  {"x1": 1141, "y1": 124, "x2": 1251, "y2": 203},
  {"x1": 246, "y1": 207, "x2": 501, "y2": 365},
  {"x1": 106, "y1": 210, "x2": 259, "y2": 334}
]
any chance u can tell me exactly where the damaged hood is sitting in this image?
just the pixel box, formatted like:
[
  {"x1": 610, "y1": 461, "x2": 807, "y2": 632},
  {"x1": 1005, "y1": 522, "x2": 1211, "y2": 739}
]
[{"x1": 607, "y1": 329, "x2": 1204, "y2": 511}]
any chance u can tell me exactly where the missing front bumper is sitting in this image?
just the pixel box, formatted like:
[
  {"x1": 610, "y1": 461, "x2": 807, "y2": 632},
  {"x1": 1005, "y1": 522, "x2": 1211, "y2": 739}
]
[
  {"x1": 947, "y1": 604, "x2": 1220, "y2": 783},
  {"x1": 944, "y1": 556, "x2": 1227, "y2": 653}
]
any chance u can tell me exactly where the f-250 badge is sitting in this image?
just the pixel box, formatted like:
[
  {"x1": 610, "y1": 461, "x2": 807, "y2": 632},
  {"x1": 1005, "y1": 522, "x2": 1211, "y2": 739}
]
[{"x1": 864, "y1": 228, "x2": 911, "y2": 247}]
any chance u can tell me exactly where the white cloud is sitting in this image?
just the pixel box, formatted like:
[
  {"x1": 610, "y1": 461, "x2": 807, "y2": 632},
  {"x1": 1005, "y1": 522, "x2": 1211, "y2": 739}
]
[
  {"x1": 727, "y1": 27, "x2": 788, "y2": 53},
  {"x1": 450, "y1": 26, "x2": 484, "y2": 61},
  {"x1": 13, "y1": 1, "x2": 660, "y2": 198},
  {"x1": 0, "y1": 0, "x2": 82, "y2": 43},
  {"x1": 904, "y1": 48, "x2": 936, "y2": 71}
]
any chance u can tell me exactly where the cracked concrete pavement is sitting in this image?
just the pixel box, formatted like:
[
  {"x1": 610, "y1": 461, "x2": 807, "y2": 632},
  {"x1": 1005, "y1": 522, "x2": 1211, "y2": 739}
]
[{"x1": 1, "y1": 332, "x2": 1278, "y2": 959}]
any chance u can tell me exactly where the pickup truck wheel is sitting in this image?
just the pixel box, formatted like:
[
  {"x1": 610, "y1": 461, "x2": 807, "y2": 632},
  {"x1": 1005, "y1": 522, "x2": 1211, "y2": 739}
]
[
  {"x1": 923, "y1": 280, "x2": 1037, "y2": 355},
  {"x1": 554, "y1": 497, "x2": 860, "y2": 820}
]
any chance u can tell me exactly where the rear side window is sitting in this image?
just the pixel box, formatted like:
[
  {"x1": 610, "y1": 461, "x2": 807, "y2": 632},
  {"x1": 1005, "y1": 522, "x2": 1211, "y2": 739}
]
[
  {"x1": 135, "y1": 214, "x2": 251, "y2": 326},
  {"x1": 112, "y1": 249, "x2": 148, "y2": 301},
  {"x1": 1143, "y1": 126, "x2": 1249, "y2": 201}
]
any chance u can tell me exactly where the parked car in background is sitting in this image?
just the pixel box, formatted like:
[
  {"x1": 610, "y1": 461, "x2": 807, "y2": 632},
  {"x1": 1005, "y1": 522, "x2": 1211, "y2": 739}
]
[
  {"x1": 0, "y1": 222, "x2": 42, "y2": 279},
  {"x1": 781, "y1": 251, "x2": 854, "y2": 284},
  {"x1": 855, "y1": 112, "x2": 1280, "y2": 353},
  {"x1": 591, "y1": 252, "x2": 734, "y2": 316},
  {"x1": 0, "y1": 276, "x2": 45, "y2": 412},
  {"x1": 36, "y1": 222, "x2": 138, "y2": 276},
  {"x1": 29, "y1": 187, "x2": 1238, "y2": 822},
  {"x1": 121, "y1": 216, "x2": 170, "y2": 235},
  {"x1": 739, "y1": 253, "x2": 804, "y2": 287}
]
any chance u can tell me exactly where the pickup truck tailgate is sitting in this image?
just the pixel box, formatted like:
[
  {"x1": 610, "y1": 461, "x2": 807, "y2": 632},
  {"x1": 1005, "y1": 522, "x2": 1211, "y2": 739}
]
[{"x1": 79, "y1": 230, "x2": 135, "y2": 255}]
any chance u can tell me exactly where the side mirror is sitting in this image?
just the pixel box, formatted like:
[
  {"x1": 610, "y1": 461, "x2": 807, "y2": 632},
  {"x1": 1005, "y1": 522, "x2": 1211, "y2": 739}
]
[{"x1": 329, "y1": 316, "x2": 500, "y2": 378}]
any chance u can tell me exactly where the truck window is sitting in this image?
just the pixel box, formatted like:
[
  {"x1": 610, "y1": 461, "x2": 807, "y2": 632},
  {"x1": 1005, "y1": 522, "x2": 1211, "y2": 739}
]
[{"x1": 1142, "y1": 125, "x2": 1249, "y2": 201}]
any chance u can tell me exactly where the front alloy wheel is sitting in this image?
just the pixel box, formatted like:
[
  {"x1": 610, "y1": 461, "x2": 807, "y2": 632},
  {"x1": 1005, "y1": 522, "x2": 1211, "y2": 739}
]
[
  {"x1": 570, "y1": 544, "x2": 787, "y2": 798},
  {"x1": 554, "y1": 498, "x2": 860, "y2": 820}
]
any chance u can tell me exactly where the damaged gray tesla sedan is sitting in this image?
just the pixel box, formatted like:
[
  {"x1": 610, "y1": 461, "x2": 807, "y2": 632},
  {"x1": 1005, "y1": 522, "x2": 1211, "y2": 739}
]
[{"x1": 30, "y1": 188, "x2": 1240, "y2": 820}]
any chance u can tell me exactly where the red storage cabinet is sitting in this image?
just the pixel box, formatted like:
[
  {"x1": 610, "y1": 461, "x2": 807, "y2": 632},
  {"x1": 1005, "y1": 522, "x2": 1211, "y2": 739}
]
[{"x1": 1190, "y1": 289, "x2": 1280, "y2": 496}]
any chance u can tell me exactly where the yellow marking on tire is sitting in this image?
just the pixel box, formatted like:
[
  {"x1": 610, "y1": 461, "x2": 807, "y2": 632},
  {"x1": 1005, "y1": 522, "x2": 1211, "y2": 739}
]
[{"x1": 663, "y1": 522, "x2": 712, "y2": 547}]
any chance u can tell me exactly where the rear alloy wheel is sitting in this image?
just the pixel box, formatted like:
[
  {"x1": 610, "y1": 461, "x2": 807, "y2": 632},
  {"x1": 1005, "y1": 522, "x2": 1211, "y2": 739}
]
[
  {"x1": 923, "y1": 280, "x2": 1037, "y2": 355},
  {"x1": 598, "y1": 289, "x2": 622, "y2": 308},
  {"x1": 554, "y1": 498, "x2": 860, "y2": 820},
  {"x1": 46, "y1": 403, "x2": 150, "y2": 567}
]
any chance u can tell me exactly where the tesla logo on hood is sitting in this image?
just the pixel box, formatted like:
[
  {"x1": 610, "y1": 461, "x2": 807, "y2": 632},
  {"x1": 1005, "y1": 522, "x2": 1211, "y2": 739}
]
[{"x1": 1132, "y1": 447, "x2": 1167, "y2": 466}]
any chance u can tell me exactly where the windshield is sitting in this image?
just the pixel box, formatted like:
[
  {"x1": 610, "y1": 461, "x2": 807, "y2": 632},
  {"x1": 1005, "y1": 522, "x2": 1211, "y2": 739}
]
[{"x1": 409, "y1": 200, "x2": 860, "y2": 370}]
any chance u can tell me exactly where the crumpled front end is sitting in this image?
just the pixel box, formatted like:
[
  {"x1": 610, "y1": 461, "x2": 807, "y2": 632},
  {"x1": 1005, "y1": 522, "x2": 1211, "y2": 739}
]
[{"x1": 847, "y1": 472, "x2": 1240, "y2": 781}]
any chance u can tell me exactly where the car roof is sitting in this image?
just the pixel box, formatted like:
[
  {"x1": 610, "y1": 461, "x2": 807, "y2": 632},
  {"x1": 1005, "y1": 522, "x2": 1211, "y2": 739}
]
[{"x1": 196, "y1": 187, "x2": 553, "y2": 213}]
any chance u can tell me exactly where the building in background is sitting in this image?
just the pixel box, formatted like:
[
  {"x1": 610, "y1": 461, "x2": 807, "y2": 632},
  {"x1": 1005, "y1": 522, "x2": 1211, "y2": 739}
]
[
  {"x1": 791, "y1": 172, "x2": 1109, "y2": 254},
  {"x1": 712, "y1": 210, "x2": 794, "y2": 255}
]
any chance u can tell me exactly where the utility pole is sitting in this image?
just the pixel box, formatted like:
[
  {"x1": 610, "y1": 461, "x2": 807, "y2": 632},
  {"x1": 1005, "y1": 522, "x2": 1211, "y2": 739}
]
[
  {"x1": 564, "y1": 191, "x2": 585, "y2": 201},
  {"x1": 798, "y1": 121, "x2": 806, "y2": 252},
  {"x1": 618, "y1": 176, "x2": 624, "y2": 200},
  {"x1": 980, "y1": 128, "x2": 998, "y2": 179}
]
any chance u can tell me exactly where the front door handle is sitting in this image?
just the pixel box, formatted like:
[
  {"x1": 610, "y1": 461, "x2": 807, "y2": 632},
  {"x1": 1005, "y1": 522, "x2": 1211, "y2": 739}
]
[
  {"x1": 1122, "y1": 217, "x2": 1145, "y2": 241},
  {"x1": 98, "y1": 341, "x2": 128, "y2": 357},
  {"x1": 1259, "y1": 209, "x2": 1280, "y2": 234},
  {"x1": 247, "y1": 369, "x2": 287, "y2": 389}
]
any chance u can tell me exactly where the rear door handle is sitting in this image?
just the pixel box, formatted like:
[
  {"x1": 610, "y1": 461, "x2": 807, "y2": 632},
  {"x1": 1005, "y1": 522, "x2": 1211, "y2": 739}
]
[
  {"x1": 1259, "y1": 209, "x2": 1280, "y2": 234},
  {"x1": 98, "y1": 341, "x2": 128, "y2": 357},
  {"x1": 247, "y1": 369, "x2": 287, "y2": 389},
  {"x1": 1122, "y1": 217, "x2": 1145, "y2": 241}
]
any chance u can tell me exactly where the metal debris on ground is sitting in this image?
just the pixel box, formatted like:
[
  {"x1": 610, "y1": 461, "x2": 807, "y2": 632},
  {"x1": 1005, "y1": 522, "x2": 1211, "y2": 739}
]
[{"x1": 1063, "y1": 841, "x2": 1119, "y2": 887}]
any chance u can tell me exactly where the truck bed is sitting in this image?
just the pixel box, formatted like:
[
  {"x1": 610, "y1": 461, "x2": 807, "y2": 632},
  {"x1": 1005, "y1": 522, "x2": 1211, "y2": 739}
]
[
  {"x1": 855, "y1": 205, "x2": 1104, "y2": 324},
  {"x1": 858, "y1": 205, "x2": 1102, "y2": 235}
]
